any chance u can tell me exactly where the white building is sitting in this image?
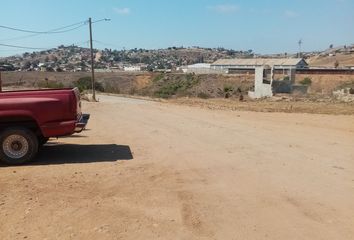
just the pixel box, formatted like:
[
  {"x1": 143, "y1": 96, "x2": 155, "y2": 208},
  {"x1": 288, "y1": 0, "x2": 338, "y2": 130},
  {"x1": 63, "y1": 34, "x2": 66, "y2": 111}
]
[{"x1": 124, "y1": 66, "x2": 142, "y2": 72}]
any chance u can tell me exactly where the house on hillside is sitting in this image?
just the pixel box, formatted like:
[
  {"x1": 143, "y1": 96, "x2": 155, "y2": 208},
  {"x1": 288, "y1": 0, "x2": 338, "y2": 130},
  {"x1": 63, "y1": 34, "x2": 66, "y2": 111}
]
[
  {"x1": 211, "y1": 58, "x2": 308, "y2": 72},
  {"x1": 124, "y1": 66, "x2": 142, "y2": 72}
]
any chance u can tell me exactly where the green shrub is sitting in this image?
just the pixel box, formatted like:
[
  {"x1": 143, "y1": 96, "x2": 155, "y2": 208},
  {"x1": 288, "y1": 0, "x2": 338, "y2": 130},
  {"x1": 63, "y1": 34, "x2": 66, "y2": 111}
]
[
  {"x1": 197, "y1": 92, "x2": 211, "y2": 99},
  {"x1": 153, "y1": 73, "x2": 165, "y2": 82},
  {"x1": 154, "y1": 74, "x2": 199, "y2": 98},
  {"x1": 154, "y1": 82, "x2": 182, "y2": 98},
  {"x1": 74, "y1": 77, "x2": 104, "y2": 92},
  {"x1": 300, "y1": 77, "x2": 312, "y2": 86},
  {"x1": 223, "y1": 85, "x2": 234, "y2": 93},
  {"x1": 38, "y1": 81, "x2": 64, "y2": 89}
]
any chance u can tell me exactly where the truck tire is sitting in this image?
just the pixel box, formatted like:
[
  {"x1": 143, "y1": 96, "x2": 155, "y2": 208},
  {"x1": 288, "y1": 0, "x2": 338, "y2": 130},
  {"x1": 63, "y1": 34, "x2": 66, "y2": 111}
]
[{"x1": 0, "y1": 128, "x2": 39, "y2": 165}]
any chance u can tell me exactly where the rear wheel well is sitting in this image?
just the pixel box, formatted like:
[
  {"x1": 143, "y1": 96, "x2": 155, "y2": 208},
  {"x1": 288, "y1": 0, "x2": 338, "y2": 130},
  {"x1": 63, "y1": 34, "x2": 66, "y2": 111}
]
[{"x1": 0, "y1": 116, "x2": 42, "y2": 137}]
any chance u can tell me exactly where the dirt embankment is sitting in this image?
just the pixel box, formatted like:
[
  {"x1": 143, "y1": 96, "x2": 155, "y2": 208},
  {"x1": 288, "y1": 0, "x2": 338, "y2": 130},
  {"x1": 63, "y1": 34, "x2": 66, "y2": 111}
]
[
  {"x1": 1, "y1": 71, "x2": 254, "y2": 98},
  {"x1": 294, "y1": 74, "x2": 354, "y2": 94},
  {"x1": 2, "y1": 71, "x2": 354, "y2": 98}
]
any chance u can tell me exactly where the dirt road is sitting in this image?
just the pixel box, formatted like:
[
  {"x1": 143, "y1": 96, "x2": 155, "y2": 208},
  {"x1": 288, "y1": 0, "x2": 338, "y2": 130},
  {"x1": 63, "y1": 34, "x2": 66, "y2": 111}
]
[{"x1": 1, "y1": 95, "x2": 354, "y2": 240}]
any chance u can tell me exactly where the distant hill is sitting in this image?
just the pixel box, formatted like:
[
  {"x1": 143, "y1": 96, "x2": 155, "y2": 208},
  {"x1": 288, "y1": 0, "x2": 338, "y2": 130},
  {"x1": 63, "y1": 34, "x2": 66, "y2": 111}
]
[
  {"x1": 0, "y1": 45, "x2": 254, "y2": 72},
  {"x1": 306, "y1": 44, "x2": 354, "y2": 68},
  {"x1": 307, "y1": 53, "x2": 354, "y2": 68},
  {"x1": 1, "y1": 44, "x2": 354, "y2": 72}
]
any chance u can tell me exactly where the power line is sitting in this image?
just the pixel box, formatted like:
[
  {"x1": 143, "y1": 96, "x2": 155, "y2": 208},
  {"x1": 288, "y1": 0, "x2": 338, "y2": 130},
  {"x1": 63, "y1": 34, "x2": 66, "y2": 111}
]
[
  {"x1": 92, "y1": 19, "x2": 111, "y2": 24},
  {"x1": 0, "y1": 21, "x2": 88, "y2": 42},
  {"x1": 0, "y1": 43, "x2": 47, "y2": 50},
  {"x1": 0, "y1": 33, "x2": 44, "y2": 42},
  {"x1": 0, "y1": 49, "x2": 25, "y2": 52},
  {"x1": 0, "y1": 20, "x2": 87, "y2": 34},
  {"x1": 0, "y1": 17, "x2": 110, "y2": 56},
  {"x1": 0, "y1": 19, "x2": 108, "y2": 43},
  {"x1": 0, "y1": 40, "x2": 89, "y2": 51}
]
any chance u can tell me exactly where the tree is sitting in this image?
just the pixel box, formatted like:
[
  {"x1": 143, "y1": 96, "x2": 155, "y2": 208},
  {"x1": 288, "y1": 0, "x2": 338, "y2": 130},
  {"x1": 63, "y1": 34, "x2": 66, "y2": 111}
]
[{"x1": 329, "y1": 44, "x2": 333, "y2": 49}]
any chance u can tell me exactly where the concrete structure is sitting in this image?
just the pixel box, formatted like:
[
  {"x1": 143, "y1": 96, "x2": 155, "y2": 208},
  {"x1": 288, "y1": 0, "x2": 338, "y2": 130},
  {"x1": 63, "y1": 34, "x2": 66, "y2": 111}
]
[
  {"x1": 248, "y1": 66, "x2": 274, "y2": 99},
  {"x1": 211, "y1": 58, "x2": 308, "y2": 72}
]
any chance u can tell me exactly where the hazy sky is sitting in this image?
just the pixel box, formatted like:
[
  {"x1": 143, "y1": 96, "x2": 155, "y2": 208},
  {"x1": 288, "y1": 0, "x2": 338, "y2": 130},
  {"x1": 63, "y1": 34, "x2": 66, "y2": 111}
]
[{"x1": 0, "y1": 0, "x2": 353, "y2": 56}]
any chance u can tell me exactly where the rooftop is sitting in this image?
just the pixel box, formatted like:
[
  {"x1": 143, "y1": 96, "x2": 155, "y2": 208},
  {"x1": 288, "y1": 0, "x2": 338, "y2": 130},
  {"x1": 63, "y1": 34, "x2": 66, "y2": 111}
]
[{"x1": 212, "y1": 58, "x2": 307, "y2": 66}]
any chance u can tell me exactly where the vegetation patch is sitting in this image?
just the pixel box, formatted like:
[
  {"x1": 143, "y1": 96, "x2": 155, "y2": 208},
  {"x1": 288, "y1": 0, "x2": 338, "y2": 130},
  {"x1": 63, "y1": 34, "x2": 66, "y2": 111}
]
[
  {"x1": 74, "y1": 77, "x2": 104, "y2": 93},
  {"x1": 154, "y1": 74, "x2": 199, "y2": 98},
  {"x1": 300, "y1": 77, "x2": 312, "y2": 86},
  {"x1": 37, "y1": 80, "x2": 64, "y2": 89},
  {"x1": 103, "y1": 82, "x2": 120, "y2": 94},
  {"x1": 152, "y1": 73, "x2": 165, "y2": 82},
  {"x1": 197, "y1": 92, "x2": 211, "y2": 99}
]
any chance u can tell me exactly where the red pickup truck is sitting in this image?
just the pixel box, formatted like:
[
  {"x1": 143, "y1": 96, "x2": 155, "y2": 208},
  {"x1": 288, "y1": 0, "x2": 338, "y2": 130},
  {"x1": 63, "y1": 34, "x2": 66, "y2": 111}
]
[{"x1": 0, "y1": 88, "x2": 89, "y2": 165}]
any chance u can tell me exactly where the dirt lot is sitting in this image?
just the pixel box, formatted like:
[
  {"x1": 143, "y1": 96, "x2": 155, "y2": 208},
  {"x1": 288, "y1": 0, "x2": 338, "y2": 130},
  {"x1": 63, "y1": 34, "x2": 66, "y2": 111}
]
[{"x1": 1, "y1": 95, "x2": 354, "y2": 240}]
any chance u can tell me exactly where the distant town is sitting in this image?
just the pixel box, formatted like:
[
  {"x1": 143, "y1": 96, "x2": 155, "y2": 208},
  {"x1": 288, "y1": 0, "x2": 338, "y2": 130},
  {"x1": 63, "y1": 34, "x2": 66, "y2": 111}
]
[{"x1": 1, "y1": 44, "x2": 354, "y2": 73}]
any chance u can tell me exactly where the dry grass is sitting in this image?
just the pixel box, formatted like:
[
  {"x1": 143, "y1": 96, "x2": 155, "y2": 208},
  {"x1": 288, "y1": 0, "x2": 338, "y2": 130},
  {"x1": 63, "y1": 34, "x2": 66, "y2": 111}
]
[{"x1": 308, "y1": 53, "x2": 354, "y2": 67}]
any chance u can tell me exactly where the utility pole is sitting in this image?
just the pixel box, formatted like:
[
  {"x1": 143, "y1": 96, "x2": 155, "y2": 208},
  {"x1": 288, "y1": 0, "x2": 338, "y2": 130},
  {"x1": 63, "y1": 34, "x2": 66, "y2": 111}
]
[
  {"x1": 88, "y1": 17, "x2": 96, "y2": 101},
  {"x1": 0, "y1": 71, "x2": 2, "y2": 92},
  {"x1": 88, "y1": 18, "x2": 110, "y2": 101},
  {"x1": 298, "y1": 39, "x2": 303, "y2": 58}
]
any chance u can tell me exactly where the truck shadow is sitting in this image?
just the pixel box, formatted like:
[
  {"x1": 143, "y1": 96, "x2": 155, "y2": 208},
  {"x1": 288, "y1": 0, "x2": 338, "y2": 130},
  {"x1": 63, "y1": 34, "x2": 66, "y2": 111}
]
[{"x1": 31, "y1": 144, "x2": 133, "y2": 165}]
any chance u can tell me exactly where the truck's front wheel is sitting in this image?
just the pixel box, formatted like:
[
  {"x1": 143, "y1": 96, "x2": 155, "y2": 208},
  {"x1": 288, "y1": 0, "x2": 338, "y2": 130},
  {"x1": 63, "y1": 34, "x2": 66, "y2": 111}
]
[{"x1": 0, "y1": 128, "x2": 39, "y2": 165}]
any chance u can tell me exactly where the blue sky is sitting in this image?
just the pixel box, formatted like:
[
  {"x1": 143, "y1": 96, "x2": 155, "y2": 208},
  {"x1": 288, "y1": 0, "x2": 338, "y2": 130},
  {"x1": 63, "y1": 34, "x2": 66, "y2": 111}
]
[{"x1": 0, "y1": 0, "x2": 353, "y2": 56}]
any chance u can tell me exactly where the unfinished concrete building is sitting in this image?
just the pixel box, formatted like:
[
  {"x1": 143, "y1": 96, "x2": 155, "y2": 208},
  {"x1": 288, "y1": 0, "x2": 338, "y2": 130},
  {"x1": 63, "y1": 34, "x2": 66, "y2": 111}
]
[{"x1": 248, "y1": 66, "x2": 274, "y2": 99}]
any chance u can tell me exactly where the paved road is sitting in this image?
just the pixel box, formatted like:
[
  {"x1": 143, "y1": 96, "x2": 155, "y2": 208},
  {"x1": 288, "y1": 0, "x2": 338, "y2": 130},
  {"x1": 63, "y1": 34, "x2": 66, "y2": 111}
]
[{"x1": 1, "y1": 95, "x2": 354, "y2": 240}]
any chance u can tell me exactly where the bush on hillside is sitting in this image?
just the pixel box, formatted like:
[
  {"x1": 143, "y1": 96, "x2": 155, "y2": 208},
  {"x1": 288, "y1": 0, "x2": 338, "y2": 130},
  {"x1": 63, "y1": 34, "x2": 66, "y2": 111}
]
[
  {"x1": 299, "y1": 77, "x2": 312, "y2": 86},
  {"x1": 74, "y1": 77, "x2": 104, "y2": 92}
]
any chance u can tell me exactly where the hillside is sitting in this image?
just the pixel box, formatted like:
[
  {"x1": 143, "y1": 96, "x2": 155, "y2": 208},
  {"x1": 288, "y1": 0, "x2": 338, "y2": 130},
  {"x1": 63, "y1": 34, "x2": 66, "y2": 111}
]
[
  {"x1": 305, "y1": 44, "x2": 354, "y2": 68},
  {"x1": 1, "y1": 44, "x2": 354, "y2": 72},
  {"x1": 0, "y1": 45, "x2": 254, "y2": 72},
  {"x1": 307, "y1": 52, "x2": 354, "y2": 67}
]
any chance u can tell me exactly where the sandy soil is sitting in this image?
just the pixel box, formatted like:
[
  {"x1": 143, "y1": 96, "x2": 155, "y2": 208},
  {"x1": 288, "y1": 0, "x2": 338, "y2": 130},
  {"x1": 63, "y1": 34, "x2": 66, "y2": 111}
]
[{"x1": 1, "y1": 95, "x2": 354, "y2": 240}]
